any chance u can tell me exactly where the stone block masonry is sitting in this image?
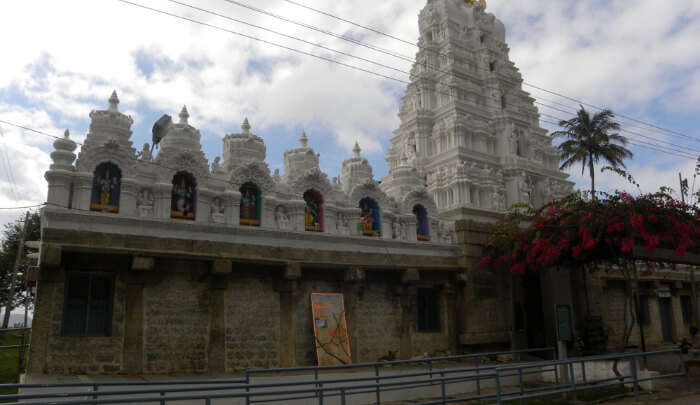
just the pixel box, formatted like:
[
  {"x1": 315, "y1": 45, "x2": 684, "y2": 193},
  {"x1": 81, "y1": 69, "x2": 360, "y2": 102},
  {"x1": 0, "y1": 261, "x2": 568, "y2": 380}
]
[{"x1": 27, "y1": 249, "x2": 459, "y2": 375}]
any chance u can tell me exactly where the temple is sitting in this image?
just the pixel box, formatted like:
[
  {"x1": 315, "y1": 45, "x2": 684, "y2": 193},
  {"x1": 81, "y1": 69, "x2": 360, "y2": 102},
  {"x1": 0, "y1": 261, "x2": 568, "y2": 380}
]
[{"x1": 23, "y1": 0, "x2": 628, "y2": 376}]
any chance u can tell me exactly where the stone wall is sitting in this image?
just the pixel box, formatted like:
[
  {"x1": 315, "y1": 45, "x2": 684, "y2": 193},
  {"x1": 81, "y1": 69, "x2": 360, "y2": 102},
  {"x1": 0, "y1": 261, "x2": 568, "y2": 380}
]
[
  {"x1": 143, "y1": 263, "x2": 211, "y2": 374},
  {"x1": 28, "y1": 250, "x2": 460, "y2": 375},
  {"x1": 352, "y1": 281, "x2": 402, "y2": 363},
  {"x1": 455, "y1": 220, "x2": 513, "y2": 349},
  {"x1": 225, "y1": 272, "x2": 281, "y2": 371}
]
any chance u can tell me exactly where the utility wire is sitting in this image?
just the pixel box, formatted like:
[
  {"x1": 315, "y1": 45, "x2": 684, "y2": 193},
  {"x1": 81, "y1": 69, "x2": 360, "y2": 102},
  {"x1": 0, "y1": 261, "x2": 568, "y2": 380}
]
[
  {"x1": 164, "y1": 0, "x2": 410, "y2": 76},
  {"x1": 280, "y1": 0, "x2": 698, "y2": 143},
  {"x1": 116, "y1": 0, "x2": 407, "y2": 85},
  {"x1": 0, "y1": 203, "x2": 45, "y2": 210},
  {"x1": 281, "y1": 0, "x2": 416, "y2": 47},
  {"x1": 220, "y1": 0, "x2": 415, "y2": 62},
  {"x1": 129, "y1": 0, "x2": 696, "y2": 151},
  {"x1": 539, "y1": 117, "x2": 696, "y2": 160},
  {"x1": 534, "y1": 102, "x2": 700, "y2": 154},
  {"x1": 0, "y1": 125, "x2": 19, "y2": 199}
]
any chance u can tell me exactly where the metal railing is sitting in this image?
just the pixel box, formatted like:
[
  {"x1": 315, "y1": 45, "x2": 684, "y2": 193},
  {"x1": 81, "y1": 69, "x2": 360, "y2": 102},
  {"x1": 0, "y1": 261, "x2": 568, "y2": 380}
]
[{"x1": 0, "y1": 347, "x2": 690, "y2": 404}]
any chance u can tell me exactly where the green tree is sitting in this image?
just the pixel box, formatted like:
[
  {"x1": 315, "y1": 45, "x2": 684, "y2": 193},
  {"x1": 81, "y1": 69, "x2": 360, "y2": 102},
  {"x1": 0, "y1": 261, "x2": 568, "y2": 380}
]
[
  {"x1": 553, "y1": 106, "x2": 633, "y2": 199},
  {"x1": 0, "y1": 210, "x2": 41, "y2": 327}
]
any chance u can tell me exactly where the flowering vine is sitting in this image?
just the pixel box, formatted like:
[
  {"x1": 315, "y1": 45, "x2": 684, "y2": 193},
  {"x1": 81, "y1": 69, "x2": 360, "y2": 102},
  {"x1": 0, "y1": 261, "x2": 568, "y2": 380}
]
[{"x1": 479, "y1": 191, "x2": 700, "y2": 274}]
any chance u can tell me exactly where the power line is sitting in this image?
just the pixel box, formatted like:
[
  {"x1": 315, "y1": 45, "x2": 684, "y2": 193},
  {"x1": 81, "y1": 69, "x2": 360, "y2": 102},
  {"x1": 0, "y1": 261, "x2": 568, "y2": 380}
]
[
  {"x1": 280, "y1": 0, "x2": 698, "y2": 143},
  {"x1": 534, "y1": 102, "x2": 700, "y2": 155},
  {"x1": 116, "y1": 0, "x2": 407, "y2": 85},
  {"x1": 539, "y1": 117, "x2": 696, "y2": 160},
  {"x1": 0, "y1": 203, "x2": 45, "y2": 210},
  {"x1": 220, "y1": 0, "x2": 415, "y2": 62},
  {"x1": 130, "y1": 0, "x2": 695, "y2": 152},
  {"x1": 164, "y1": 0, "x2": 410, "y2": 76},
  {"x1": 281, "y1": 0, "x2": 416, "y2": 47},
  {"x1": 0, "y1": 125, "x2": 19, "y2": 199}
]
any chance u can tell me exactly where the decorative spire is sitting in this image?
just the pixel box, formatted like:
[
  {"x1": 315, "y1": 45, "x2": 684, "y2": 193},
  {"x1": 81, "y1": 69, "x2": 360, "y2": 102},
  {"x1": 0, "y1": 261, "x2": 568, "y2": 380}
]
[
  {"x1": 179, "y1": 105, "x2": 189, "y2": 124},
  {"x1": 108, "y1": 90, "x2": 120, "y2": 112},
  {"x1": 353, "y1": 142, "x2": 361, "y2": 158},
  {"x1": 64, "y1": 129, "x2": 70, "y2": 139},
  {"x1": 299, "y1": 130, "x2": 308, "y2": 147},
  {"x1": 241, "y1": 117, "x2": 251, "y2": 135}
]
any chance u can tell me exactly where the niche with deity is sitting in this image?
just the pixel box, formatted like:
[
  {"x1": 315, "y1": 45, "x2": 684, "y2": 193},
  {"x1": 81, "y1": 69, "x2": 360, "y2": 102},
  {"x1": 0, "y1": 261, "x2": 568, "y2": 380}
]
[
  {"x1": 90, "y1": 162, "x2": 122, "y2": 213},
  {"x1": 413, "y1": 204, "x2": 430, "y2": 241},
  {"x1": 171, "y1": 171, "x2": 197, "y2": 220},
  {"x1": 358, "y1": 197, "x2": 381, "y2": 237},
  {"x1": 239, "y1": 182, "x2": 262, "y2": 226},
  {"x1": 304, "y1": 189, "x2": 324, "y2": 232}
]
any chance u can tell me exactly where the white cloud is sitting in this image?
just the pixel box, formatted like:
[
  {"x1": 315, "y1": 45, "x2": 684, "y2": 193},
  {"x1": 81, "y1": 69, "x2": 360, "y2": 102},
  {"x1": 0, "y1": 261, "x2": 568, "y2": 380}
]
[{"x1": 0, "y1": 0, "x2": 699, "y2": 230}]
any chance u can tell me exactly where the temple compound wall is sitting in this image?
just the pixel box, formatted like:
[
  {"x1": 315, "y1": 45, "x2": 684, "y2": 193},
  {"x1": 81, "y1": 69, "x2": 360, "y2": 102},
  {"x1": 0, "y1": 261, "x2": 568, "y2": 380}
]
[{"x1": 29, "y1": 90, "x2": 462, "y2": 375}]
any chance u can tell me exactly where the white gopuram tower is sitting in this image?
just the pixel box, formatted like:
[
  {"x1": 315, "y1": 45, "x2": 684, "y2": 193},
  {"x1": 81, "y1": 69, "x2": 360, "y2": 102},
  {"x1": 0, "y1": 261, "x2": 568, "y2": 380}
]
[{"x1": 381, "y1": 0, "x2": 573, "y2": 221}]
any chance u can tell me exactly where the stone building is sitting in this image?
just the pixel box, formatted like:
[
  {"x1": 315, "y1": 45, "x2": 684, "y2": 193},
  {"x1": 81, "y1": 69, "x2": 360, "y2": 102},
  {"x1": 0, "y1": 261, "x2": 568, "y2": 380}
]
[{"x1": 36, "y1": 0, "x2": 687, "y2": 377}]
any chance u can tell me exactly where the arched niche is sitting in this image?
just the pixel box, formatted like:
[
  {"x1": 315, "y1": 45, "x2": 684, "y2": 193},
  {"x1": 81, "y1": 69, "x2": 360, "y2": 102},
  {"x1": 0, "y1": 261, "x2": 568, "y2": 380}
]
[
  {"x1": 240, "y1": 182, "x2": 262, "y2": 226},
  {"x1": 171, "y1": 171, "x2": 197, "y2": 220},
  {"x1": 359, "y1": 197, "x2": 381, "y2": 237},
  {"x1": 90, "y1": 162, "x2": 122, "y2": 213},
  {"x1": 304, "y1": 189, "x2": 324, "y2": 232},
  {"x1": 413, "y1": 204, "x2": 430, "y2": 241}
]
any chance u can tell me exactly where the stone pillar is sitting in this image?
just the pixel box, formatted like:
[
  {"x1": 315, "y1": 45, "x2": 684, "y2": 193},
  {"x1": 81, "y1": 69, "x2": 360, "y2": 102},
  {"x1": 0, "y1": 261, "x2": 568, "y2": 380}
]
[
  {"x1": 443, "y1": 283, "x2": 458, "y2": 355},
  {"x1": 230, "y1": 190, "x2": 241, "y2": 226},
  {"x1": 278, "y1": 262, "x2": 301, "y2": 367},
  {"x1": 123, "y1": 281, "x2": 144, "y2": 374},
  {"x1": 26, "y1": 280, "x2": 56, "y2": 375},
  {"x1": 343, "y1": 268, "x2": 366, "y2": 363},
  {"x1": 671, "y1": 283, "x2": 685, "y2": 342},
  {"x1": 399, "y1": 269, "x2": 420, "y2": 360},
  {"x1": 196, "y1": 188, "x2": 214, "y2": 224},
  {"x1": 208, "y1": 275, "x2": 229, "y2": 374}
]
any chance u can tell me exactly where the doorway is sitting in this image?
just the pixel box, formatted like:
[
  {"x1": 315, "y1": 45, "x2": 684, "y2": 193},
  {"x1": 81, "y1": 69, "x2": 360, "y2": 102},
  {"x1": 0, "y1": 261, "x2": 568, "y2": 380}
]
[
  {"x1": 523, "y1": 271, "x2": 546, "y2": 349},
  {"x1": 658, "y1": 298, "x2": 674, "y2": 343}
]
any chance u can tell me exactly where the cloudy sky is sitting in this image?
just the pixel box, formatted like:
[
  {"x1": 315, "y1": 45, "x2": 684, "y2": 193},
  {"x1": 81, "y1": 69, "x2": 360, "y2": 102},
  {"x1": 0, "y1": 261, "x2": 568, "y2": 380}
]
[{"x1": 1, "y1": 0, "x2": 700, "y2": 228}]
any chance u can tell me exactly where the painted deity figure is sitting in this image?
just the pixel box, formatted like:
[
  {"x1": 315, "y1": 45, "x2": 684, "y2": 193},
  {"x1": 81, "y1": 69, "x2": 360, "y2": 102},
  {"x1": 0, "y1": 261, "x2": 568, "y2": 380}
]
[
  {"x1": 304, "y1": 195, "x2": 321, "y2": 231},
  {"x1": 241, "y1": 189, "x2": 254, "y2": 219},
  {"x1": 97, "y1": 169, "x2": 117, "y2": 210},
  {"x1": 173, "y1": 178, "x2": 193, "y2": 215},
  {"x1": 359, "y1": 201, "x2": 375, "y2": 235}
]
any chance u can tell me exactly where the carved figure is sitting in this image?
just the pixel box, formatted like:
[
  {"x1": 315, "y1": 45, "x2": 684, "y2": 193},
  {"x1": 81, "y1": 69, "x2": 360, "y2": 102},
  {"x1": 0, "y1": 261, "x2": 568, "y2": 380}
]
[
  {"x1": 275, "y1": 206, "x2": 291, "y2": 230},
  {"x1": 336, "y1": 212, "x2": 349, "y2": 235},
  {"x1": 137, "y1": 189, "x2": 154, "y2": 218},
  {"x1": 211, "y1": 197, "x2": 225, "y2": 223},
  {"x1": 211, "y1": 157, "x2": 221, "y2": 172},
  {"x1": 138, "y1": 143, "x2": 153, "y2": 161}
]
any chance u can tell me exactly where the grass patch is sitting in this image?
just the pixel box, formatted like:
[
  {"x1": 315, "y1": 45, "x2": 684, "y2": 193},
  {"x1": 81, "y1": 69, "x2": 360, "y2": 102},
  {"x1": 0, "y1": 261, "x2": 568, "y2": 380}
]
[{"x1": 0, "y1": 329, "x2": 29, "y2": 402}]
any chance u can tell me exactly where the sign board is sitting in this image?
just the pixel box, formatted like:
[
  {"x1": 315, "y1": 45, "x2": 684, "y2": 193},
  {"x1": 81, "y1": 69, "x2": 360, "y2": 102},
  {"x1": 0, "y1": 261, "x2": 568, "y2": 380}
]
[
  {"x1": 555, "y1": 304, "x2": 573, "y2": 342},
  {"x1": 657, "y1": 288, "x2": 671, "y2": 298},
  {"x1": 310, "y1": 293, "x2": 352, "y2": 366}
]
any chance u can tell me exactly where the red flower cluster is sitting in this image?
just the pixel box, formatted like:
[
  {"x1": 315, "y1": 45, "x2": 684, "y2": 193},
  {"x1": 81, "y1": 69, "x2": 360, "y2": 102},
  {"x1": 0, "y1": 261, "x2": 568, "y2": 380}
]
[{"x1": 479, "y1": 192, "x2": 699, "y2": 274}]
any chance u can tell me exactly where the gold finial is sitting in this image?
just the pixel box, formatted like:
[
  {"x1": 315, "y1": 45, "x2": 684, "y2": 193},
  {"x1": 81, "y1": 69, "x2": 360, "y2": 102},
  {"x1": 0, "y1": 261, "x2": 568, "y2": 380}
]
[{"x1": 463, "y1": 0, "x2": 487, "y2": 10}]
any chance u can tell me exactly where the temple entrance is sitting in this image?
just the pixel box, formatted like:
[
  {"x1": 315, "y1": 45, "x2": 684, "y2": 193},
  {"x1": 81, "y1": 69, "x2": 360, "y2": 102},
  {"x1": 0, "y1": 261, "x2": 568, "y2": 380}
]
[
  {"x1": 523, "y1": 271, "x2": 546, "y2": 349},
  {"x1": 658, "y1": 298, "x2": 674, "y2": 342}
]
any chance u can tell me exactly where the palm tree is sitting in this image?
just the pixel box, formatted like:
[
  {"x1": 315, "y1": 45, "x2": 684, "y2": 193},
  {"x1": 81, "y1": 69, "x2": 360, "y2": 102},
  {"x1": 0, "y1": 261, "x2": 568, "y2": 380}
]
[{"x1": 552, "y1": 106, "x2": 633, "y2": 199}]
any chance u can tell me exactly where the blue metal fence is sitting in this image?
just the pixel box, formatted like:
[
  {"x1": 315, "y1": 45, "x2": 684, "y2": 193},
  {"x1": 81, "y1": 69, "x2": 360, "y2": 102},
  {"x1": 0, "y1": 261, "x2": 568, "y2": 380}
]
[{"x1": 0, "y1": 346, "x2": 690, "y2": 404}]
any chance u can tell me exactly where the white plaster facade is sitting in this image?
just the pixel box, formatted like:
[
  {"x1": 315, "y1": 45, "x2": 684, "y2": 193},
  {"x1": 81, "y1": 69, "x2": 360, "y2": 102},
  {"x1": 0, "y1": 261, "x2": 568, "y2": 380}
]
[
  {"x1": 381, "y1": 0, "x2": 574, "y2": 221},
  {"x1": 45, "y1": 91, "x2": 449, "y2": 247}
]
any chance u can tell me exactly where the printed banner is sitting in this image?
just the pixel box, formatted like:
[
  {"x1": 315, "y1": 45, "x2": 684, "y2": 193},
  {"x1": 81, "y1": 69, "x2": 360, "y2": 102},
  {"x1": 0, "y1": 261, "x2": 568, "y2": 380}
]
[{"x1": 310, "y1": 293, "x2": 352, "y2": 366}]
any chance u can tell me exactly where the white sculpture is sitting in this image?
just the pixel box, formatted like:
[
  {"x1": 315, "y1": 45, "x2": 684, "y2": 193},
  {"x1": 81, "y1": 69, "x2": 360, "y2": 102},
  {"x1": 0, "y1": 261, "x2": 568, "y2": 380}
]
[
  {"x1": 275, "y1": 206, "x2": 291, "y2": 230},
  {"x1": 211, "y1": 197, "x2": 225, "y2": 223},
  {"x1": 137, "y1": 189, "x2": 154, "y2": 217}
]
